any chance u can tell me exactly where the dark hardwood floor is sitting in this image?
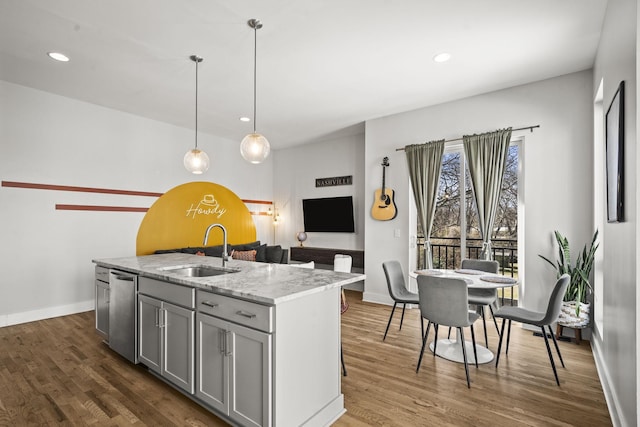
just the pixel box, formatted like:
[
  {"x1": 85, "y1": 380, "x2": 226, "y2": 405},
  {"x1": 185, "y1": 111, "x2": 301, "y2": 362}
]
[{"x1": 0, "y1": 291, "x2": 611, "y2": 426}]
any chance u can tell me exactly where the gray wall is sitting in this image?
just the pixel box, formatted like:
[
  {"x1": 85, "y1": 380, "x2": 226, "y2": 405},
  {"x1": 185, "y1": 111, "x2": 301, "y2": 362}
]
[
  {"x1": 273, "y1": 134, "x2": 366, "y2": 252},
  {"x1": 592, "y1": 0, "x2": 637, "y2": 425},
  {"x1": 0, "y1": 81, "x2": 273, "y2": 326},
  {"x1": 363, "y1": 71, "x2": 595, "y2": 312}
]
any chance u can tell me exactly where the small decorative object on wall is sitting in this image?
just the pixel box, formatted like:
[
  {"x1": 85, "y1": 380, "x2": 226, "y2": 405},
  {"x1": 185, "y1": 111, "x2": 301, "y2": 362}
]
[
  {"x1": 296, "y1": 231, "x2": 307, "y2": 247},
  {"x1": 605, "y1": 81, "x2": 624, "y2": 223},
  {"x1": 371, "y1": 156, "x2": 397, "y2": 221},
  {"x1": 315, "y1": 175, "x2": 352, "y2": 188}
]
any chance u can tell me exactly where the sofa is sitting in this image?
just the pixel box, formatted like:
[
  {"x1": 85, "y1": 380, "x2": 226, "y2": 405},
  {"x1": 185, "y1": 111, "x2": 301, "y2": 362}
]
[{"x1": 154, "y1": 240, "x2": 289, "y2": 264}]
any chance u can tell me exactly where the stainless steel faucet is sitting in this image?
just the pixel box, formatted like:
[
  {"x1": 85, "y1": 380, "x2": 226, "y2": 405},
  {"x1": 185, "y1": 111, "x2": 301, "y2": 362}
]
[{"x1": 203, "y1": 223, "x2": 230, "y2": 267}]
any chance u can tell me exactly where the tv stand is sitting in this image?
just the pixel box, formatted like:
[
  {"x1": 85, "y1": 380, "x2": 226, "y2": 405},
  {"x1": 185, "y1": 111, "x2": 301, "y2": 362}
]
[
  {"x1": 290, "y1": 246, "x2": 364, "y2": 276},
  {"x1": 290, "y1": 246, "x2": 364, "y2": 292}
]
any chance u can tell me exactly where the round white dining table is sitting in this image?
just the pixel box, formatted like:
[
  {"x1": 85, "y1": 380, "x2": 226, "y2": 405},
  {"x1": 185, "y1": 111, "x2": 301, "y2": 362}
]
[{"x1": 410, "y1": 268, "x2": 519, "y2": 365}]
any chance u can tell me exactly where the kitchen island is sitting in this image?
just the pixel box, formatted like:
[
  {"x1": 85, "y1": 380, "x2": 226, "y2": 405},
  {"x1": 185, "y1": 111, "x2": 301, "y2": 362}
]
[{"x1": 93, "y1": 253, "x2": 365, "y2": 427}]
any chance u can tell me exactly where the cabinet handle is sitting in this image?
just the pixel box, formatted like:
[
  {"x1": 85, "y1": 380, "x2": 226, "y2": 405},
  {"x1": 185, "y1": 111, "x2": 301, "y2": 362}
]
[
  {"x1": 155, "y1": 307, "x2": 160, "y2": 327},
  {"x1": 225, "y1": 330, "x2": 233, "y2": 356},
  {"x1": 236, "y1": 310, "x2": 257, "y2": 319},
  {"x1": 201, "y1": 301, "x2": 219, "y2": 308},
  {"x1": 219, "y1": 329, "x2": 226, "y2": 354},
  {"x1": 114, "y1": 275, "x2": 135, "y2": 281},
  {"x1": 105, "y1": 288, "x2": 109, "y2": 304}
]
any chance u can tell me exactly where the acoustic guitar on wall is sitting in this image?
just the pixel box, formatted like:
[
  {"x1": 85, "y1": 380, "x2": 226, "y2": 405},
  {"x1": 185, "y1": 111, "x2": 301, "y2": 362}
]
[{"x1": 371, "y1": 157, "x2": 397, "y2": 221}]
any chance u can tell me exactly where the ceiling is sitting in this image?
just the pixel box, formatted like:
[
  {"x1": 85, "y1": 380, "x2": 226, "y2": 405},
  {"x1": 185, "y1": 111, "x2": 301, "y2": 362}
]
[{"x1": 0, "y1": 0, "x2": 607, "y2": 149}]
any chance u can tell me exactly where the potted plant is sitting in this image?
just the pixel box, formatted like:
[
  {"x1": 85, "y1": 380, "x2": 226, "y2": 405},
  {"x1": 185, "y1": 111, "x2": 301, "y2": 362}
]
[{"x1": 539, "y1": 230, "x2": 599, "y2": 325}]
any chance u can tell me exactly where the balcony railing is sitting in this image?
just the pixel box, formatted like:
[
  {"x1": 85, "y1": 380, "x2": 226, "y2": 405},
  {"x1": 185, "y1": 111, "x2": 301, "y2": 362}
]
[{"x1": 416, "y1": 236, "x2": 518, "y2": 304}]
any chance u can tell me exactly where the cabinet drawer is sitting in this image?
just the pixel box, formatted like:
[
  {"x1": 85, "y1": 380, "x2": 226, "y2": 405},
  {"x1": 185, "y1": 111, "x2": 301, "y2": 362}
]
[
  {"x1": 139, "y1": 277, "x2": 195, "y2": 309},
  {"x1": 95, "y1": 265, "x2": 110, "y2": 283},
  {"x1": 197, "y1": 291, "x2": 273, "y2": 333}
]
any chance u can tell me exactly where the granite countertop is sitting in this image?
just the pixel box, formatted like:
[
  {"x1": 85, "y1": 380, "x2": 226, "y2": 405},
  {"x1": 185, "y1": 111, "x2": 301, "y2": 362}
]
[{"x1": 93, "y1": 253, "x2": 365, "y2": 305}]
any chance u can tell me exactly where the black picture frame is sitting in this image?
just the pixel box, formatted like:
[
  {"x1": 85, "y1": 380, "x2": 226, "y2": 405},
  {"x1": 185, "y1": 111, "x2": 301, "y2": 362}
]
[{"x1": 605, "y1": 81, "x2": 625, "y2": 223}]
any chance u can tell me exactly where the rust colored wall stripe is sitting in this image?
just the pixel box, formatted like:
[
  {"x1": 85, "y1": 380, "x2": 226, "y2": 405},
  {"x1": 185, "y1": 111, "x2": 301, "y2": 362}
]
[
  {"x1": 2, "y1": 180, "x2": 272, "y2": 206},
  {"x1": 242, "y1": 199, "x2": 273, "y2": 205},
  {"x1": 2, "y1": 181, "x2": 162, "y2": 197},
  {"x1": 57, "y1": 204, "x2": 268, "y2": 215},
  {"x1": 56, "y1": 204, "x2": 149, "y2": 212}
]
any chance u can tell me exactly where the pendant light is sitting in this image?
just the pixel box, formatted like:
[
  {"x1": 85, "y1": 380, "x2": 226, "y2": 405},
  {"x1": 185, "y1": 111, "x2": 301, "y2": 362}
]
[
  {"x1": 240, "y1": 19, "x2": 271, "y2": 164},
  {"x1": 184, "y1": 55, "x2": 210, "y2": 174}
]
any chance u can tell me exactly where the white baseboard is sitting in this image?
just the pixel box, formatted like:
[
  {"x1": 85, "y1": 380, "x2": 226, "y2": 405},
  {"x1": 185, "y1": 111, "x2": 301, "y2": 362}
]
[
  {"x1": 362, "y1": 291, "x2": 393, "y2": 306},
  {"x1": 591, "y1": 336, "x2": 624, "y2": 427},
  {"x1": 362, "y1": 292, "x2": 419, "y2": 310},
  {"x1": 0, "y1": 300, "x2": 94, "y2": 328}
]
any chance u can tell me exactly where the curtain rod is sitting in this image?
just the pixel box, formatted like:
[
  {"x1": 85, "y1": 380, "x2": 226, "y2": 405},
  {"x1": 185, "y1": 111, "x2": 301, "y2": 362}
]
[{"x1": 395, "y1": 125, "x2": 540, "y2": 151}]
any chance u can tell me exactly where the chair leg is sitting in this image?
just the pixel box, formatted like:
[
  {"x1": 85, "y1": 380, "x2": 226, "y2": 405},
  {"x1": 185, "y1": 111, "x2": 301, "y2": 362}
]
[
  {"x1": 541, "y1": 326, "x2": 560, "y2": 386},
  {"x1": 505, "y1": 319, "x2": 512, "y2": 354},
  {"x1": 433, "y1": 324, "x2": 439, "y2": 356},
  {"x1": 459, "y1": 327, "x2": 471, "y2": 388},
  {"x1": 488, "y1": 305, "x2": 500, "y2": 335},
  {"x1": 495, "y1": 318, "x2": 507, "y2": 368},
  {"x1": 399, "y1": 303, "x2": 407, "y2": 330},
  {"x1": 448, "y1": 327, "x2": 452, "y2": 339},
  {"x1": 547, "y1": 325, "x2": 565, "y2": 368},
  {"x1": 383, "y1": 302, "x2": 397, "y2": 340},
  {"x1": 416, "y1": 321, "x2": 432, "y2": 372},
  {"x1": 341, "y1": 343, "x2": 347, "y2": 376},
  {"x1": 480, "y1": 306, "x2": 488, "y2": 348},
  {"x1": 470, "y1": 325, "x2": 479, "y2": 368},
  {"x1": 420, "y1": 317, "x2": 424, "y2": 338}
]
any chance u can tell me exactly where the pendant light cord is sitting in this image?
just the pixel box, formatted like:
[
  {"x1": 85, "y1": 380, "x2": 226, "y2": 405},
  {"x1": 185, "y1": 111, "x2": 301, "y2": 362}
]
[
  {"x1": 253, "y1": 24, "x2": 257, "y2": 133},
  {"x1": 195, "y1": 57, "x2": 199, "y2": 149}
]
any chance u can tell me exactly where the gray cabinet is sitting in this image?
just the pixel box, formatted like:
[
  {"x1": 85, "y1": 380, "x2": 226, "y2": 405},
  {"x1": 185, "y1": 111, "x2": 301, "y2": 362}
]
[
  {"x1": 95, "y1": 266, "x2": 110, "y2": 339},
  {"x1": 138, "y1": 278, "x2": 195, "y2": 394},
  {"x1": 196, "y1": 292, "x2": 272, "y2": 427}
]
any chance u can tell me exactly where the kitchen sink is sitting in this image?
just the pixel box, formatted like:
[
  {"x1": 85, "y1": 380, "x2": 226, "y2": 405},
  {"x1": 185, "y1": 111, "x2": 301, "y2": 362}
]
[{"x1": 160, "y1": 265, "x2": 239, "y2": 277}]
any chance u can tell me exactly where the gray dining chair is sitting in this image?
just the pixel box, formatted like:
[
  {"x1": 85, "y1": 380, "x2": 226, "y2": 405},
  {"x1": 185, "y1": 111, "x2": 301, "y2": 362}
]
[
  {"x1": 382, "y1": 261, "x2": 423, "y2": 340},
  {"x1": 416, "y1": 275, "x2": 480, "y2": 388},
  {"x1": 494, "y1": 274, "x2": 570, "y2": 386},
  {"x1": 461, "y1": 259, "x2": 500, "y2": 347}
]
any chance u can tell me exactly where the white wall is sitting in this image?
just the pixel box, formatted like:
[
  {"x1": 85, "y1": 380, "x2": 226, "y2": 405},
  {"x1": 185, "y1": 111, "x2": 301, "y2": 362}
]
[
  {"x1": 591, "y1": 0, "x2": 637, "y2": 425},
  {"x1": 0, "y1": 81, "x2": 273, "y2": 326},
  {"x1": 273, "y1": 134, "x2": 365, "y2": 252},
  {"x1": 364, "y1": 71, "x2": 595, "y2": 311}
]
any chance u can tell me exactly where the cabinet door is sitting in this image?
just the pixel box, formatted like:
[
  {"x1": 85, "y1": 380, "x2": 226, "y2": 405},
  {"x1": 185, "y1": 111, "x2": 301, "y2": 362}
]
[
  {"x1": 163, "y1": 302, "x2": 194, "y2": 394},
  {"x1": 228, "y1": 322, "x2": 272, "y2": 427},
  {"x1": 138, "y1": 295, "x2": 162, "y2": 374},
  {"x1": 95, "y1": 280, "x2": 109, "y2": 339},
  {"x1": 196, "y1": 312, "x2": 229, "y2": 414}
]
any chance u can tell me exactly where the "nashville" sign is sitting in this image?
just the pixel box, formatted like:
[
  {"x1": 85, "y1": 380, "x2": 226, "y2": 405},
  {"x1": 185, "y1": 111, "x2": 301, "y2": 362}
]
[{"x1": 315, "y1": 175, "x2": 353, "y2": 187}]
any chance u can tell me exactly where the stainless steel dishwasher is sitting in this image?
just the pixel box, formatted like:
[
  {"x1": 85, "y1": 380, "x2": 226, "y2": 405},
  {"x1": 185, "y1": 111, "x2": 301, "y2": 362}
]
[{"x1": 109, "y1": 270, "x2": 138, "y2": 363}]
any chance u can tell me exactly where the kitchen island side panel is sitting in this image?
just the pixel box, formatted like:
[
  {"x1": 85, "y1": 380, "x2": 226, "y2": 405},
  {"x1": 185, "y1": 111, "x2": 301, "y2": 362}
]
[{"x1": 273, "y1": 286, "x2": 344, "y2": 426}]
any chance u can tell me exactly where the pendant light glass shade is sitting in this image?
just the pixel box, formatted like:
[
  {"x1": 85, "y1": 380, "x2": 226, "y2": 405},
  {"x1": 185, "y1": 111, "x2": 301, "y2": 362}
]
[
  {"x1": 241, "y1": 19, "x2": 270, "y2": 164},
  {"x1": 240, "y1": 133, "x2": 270, "y2": 164},
  {"x1": 184, "y1": 55, "x2": 209, "y2": 174},
  {"x1": 184, "y1": 148, "x2": 210, "y2": 174}
]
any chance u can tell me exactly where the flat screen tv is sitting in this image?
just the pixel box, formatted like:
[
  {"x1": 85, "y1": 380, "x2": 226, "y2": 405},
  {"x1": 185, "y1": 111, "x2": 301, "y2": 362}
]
[{"x1": 302, "y1": 196, "x2": 355, "y2": 233}]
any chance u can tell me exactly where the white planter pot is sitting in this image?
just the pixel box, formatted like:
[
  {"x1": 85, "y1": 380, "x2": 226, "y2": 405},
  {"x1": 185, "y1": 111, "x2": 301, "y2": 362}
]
[{"x1": 557, "y1": 301, "x2": 590, "y2": 328}]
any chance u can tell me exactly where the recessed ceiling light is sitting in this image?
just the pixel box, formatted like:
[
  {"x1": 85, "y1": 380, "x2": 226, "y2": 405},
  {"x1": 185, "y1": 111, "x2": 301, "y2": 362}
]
[
  {"x1": 47, "y1": 52, "x2": 70, "y2": 62},
  {"x1": 433, "y1": 52, "x2": 451, "y2": 63},
  {"x1": 239, "y1": 116, "x2": 251, "y2": 122}
]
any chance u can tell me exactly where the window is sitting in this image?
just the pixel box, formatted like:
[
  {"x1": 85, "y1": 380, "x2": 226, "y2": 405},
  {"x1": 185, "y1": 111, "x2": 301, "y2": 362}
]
[{"x1": 416, "y1": 142, "x2": 520, "y2": 302}]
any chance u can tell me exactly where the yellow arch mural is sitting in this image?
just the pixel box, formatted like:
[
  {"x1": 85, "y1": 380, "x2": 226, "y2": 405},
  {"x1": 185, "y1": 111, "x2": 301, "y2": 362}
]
[{"x1": 136, "y1": 181, "x2": 256, "y2": 255}]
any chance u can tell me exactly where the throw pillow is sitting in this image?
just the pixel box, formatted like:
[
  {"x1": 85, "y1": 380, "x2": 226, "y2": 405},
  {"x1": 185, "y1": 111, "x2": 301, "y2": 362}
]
[
  {"x1": 230, "y1": 241, "x2": 261, "y2": 251},
  {"x1": 203, "y1": 244, "x2": 226, "y2": 257},
  {"x1": 255, "y1": 244, "x2": 268, "y2": 262},
  {"x1": 265, "y1": 245, "x2": 283, "y2": 264},
  {"x1": 231, "y1": 249, "x2": 257, "y2": 262}
]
